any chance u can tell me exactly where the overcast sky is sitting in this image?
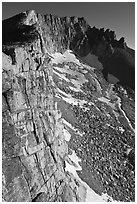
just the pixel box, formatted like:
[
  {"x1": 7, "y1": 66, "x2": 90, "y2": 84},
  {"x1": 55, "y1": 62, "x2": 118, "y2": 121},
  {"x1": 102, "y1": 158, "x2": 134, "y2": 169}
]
[{"x1": 2, "y1": 2, "x2": 135, "y2": 49}]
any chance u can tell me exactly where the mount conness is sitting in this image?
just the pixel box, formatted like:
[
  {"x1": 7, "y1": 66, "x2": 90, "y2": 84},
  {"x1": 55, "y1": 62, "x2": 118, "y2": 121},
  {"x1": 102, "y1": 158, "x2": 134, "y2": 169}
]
[{"x1": 2, "y1": 10, "x2": 135, "y2": 202}]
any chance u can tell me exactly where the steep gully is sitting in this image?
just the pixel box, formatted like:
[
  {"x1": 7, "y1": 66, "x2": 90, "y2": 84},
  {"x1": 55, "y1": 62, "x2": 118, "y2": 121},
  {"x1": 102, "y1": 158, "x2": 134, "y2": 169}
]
[{"x1": 2, "y1": 10, "x2": 135, "y2": 202}]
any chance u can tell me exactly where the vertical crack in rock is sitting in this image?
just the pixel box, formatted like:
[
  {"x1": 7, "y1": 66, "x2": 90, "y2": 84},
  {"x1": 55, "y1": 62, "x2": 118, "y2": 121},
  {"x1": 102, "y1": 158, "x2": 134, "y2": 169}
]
[
  {"x1": 31, "y1": 192, "x2": 43, "y2": 202},
  {"x1": 32, "y1": 120, "x2": 40, "y2": 144},
  {"x1": 2, "y1": 92, "x2": 10, "y2": 111}
]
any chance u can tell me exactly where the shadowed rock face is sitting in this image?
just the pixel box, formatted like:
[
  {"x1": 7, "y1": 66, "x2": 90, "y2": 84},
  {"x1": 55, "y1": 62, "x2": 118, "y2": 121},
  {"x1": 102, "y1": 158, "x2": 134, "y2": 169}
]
[
  {"x1": 102, "y1": 48, "x2": 135, "y2": 89},
  {"x1": 2, "y1": 10, "x2": 135, "y2": 202}
]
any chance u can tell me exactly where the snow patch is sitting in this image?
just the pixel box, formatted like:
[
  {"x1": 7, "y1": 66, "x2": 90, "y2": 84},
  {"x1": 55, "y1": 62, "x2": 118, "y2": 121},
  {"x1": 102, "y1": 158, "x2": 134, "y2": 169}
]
[
  {"x1": 51, "y1": 52, "x2": 65, "y2": 64},
  {"x1": 61, "y1": 95, "x2": 87, "y2": 107},
  {"x1": 56, "y1": 87, "x2": 71, "y2": 97},
  {"x1": 98, "y1": 97, "x2": 116, "y2": 110},
  {"x1": 62, "y1": 119, "x2": 84, "y2": 136},
  {"x1": 126, "y1": 148, "x2": 132, "y2": 156},
  {"x1": 62, "y1": 119, "x2": 75, "y2": 130},
  {"x1": 53, "y1": 69, "x2": 70, "y2": 82},
  {"x1": 69, "y1": 78, "x2": 86, "y2": 92},
  {"x1": 106, "y1": 84, "x2": 134, "y2": 132},
  {"x1": 69, "y1": 86, "x2": 80, "y2": 92},
  {"x1": 53, "y1": 65, "x2": 88, "y2": 92},
  {"x1": 98, "y1": 96, "x2": 119, "y2": 120},
  {"x1": 56, "y1": 87, "x2": 87, "y2": 107},
  {"x1": 67, "y1": 150, "x2": 82, "y2": 170},
  {"x1": 53, "y1": 63, "x2": 88, "y2": 92},
  {"x1": 63, "y1": 50, "x2": 82, "y2": 65},
  {"x1": 63, "y1": 128, "x2": 71, "y2": 141},
  {"x1": 116, "y1": 95, "x2": 134, "y2": 133},
  {"x1": 51, "y1": 50, "x2": 81, "y2": 66}
]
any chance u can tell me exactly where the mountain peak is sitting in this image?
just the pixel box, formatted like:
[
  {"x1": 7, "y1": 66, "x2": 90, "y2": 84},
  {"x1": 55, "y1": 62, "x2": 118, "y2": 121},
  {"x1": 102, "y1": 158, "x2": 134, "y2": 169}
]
[
  {"x1": 2, "y1": 10, "x2": 135, "y2": 89},
  {"x1": 2, "y1": 9, "x2": 135, "y2": 202},
  {"x1": 24, "y1": 9, "x2": 38, "y2": 25}
]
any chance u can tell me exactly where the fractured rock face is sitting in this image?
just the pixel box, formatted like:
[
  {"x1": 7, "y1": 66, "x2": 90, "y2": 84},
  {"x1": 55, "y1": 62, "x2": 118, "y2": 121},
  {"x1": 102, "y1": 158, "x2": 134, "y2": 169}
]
[{"x1": 2, "y1": 36, "x2": 71, "y2": 202}]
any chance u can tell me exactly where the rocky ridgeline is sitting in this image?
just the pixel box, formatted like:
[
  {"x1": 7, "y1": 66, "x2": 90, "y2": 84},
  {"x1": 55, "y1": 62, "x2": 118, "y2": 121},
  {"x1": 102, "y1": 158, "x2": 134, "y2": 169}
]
[
  {"x1": 2, "y1": 10, "x2": 135, "y2": 202},
  {"x1": 2, "y1": 10, "x2": 126, "y2": 53},
  {"x1": 3, "y1": 10, "x2": 135, "y2": 89}
]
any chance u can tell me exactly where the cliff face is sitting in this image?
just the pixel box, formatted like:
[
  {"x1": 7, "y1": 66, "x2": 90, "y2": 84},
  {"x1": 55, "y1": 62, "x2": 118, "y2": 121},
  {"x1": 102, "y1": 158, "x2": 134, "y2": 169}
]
[
  {"x1": 2, "y1": 10, "x2": 135, "y2": 202},
  {"x1": 3, "y1": 39, "x2": 68, "y2": 201},
  {"x1": 2, "y1": 11, "x2": 93, "y2": 202}
]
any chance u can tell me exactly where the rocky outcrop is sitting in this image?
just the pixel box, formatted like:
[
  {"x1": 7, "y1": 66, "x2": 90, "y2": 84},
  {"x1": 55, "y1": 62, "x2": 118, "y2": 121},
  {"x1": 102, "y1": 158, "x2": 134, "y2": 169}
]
[{"x1": 2, "y1": 33, "x2": 86, "y2": 202}]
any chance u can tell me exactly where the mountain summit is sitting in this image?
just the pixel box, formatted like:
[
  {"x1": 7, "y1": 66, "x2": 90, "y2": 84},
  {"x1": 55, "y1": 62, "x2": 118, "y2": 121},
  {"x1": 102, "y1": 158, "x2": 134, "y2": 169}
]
[
  {"x1": 2, "y1": 10, "x2": 135, "y2": 202},
  {"x1": 3, "y1": 10, "x2": 135, "y2": 89}
]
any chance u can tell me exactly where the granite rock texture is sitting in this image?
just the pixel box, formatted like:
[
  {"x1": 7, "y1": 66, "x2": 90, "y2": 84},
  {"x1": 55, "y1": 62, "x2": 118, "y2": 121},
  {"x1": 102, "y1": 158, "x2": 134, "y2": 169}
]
[{"x1": 2, "y1": 28, "x2": 83, "y2": 202}]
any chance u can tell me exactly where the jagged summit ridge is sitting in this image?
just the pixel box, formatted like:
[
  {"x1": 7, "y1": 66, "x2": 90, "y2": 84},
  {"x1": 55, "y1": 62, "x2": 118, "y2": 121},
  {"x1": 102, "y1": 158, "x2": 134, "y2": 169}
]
[
  {"x1": 24, "y1": 9, "x2": 88, "y2": 26},
  {"x1": 3, "y1": 10, "x2": 135, "y2": 89},
  {"x1": 23, "y1": 10, "x2": 38, "y2": 25},
  {"x1": 2, "y1": 9, "x2": 125, "y2": 51}
]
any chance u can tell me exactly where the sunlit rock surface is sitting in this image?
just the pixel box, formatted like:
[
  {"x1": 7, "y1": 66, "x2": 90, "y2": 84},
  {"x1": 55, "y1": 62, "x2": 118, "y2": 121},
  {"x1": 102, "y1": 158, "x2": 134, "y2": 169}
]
[{"x1": 2, "y1": 10, "x2": 135, "y2": 202}]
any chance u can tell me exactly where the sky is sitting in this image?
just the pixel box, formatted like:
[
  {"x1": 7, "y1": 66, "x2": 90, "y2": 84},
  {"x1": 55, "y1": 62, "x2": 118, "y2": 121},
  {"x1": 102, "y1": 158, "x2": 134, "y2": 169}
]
[{"x1": 2, "y1": 2, "x2": 135, "y2": 49}]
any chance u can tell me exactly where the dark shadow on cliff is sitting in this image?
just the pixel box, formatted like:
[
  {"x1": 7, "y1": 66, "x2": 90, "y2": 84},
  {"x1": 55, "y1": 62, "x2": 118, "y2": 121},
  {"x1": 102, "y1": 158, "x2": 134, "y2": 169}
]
[
  {"x1": 101, "y1": 47, "x2": 135, "y2": 90},
  {"x1": 2, "y1": 12, "x2": 38, "y2": 45}
]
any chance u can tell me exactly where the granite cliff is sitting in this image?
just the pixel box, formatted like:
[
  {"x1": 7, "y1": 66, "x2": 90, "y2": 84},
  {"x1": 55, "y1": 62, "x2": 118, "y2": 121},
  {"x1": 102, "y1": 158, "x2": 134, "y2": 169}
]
[{"x1": 2, "y1": 10, "x2": 135, "y2": 202}]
